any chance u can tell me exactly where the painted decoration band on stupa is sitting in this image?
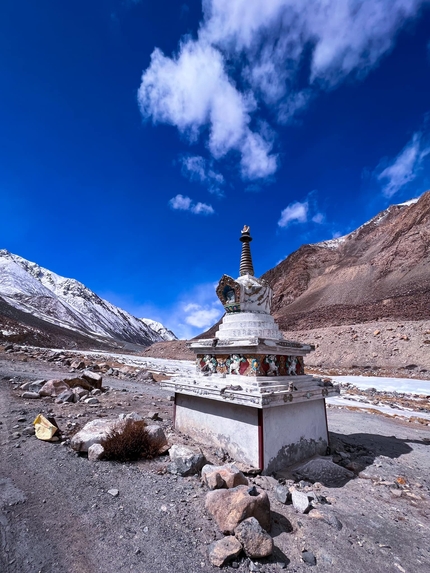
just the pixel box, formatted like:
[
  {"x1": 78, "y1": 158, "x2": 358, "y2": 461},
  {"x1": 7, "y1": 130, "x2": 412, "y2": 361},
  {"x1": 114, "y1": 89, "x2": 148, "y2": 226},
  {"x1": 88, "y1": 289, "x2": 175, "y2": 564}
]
[{"x1": 196, "y1": 353, "x2": 305, "y2": 377}]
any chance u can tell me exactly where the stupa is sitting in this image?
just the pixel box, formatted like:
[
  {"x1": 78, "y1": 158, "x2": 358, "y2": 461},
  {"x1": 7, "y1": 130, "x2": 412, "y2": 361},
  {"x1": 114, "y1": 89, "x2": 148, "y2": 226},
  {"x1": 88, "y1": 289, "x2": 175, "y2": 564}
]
[{"x1": 163, "y1": 226, "x2": 339, "y2": 473}]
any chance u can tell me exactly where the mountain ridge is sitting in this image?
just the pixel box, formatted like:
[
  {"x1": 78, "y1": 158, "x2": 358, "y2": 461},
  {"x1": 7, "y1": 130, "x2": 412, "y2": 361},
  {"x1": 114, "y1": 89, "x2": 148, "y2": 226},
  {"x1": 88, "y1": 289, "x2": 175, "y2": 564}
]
[{"x1": 0, "y1": 250, "x2": 176, "y2": 348}]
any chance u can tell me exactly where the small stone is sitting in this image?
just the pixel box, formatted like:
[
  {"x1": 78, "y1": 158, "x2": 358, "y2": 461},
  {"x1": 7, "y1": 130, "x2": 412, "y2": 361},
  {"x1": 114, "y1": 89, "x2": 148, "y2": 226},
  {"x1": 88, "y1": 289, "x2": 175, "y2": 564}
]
[
  {"x1": 202, "y1": 463, "x2": 248, "y2": 490},
  {"x1": 147, "y1": 411, "x2": 160, "y2": 421},
  {"x1": 208, "y1": 537, "x2": 242, "y2": 567},
  {"x1": 373, "y1": 330, "x2": 381, "y2": 336},
  {"x1": 301, "y1": 551, "x2": 316, "y2": 566},
  {"x1": 22, "y1": 391, "x2": 40, "y2": 400},
  {"x1": 108, "y1": 489, "x2": 119, "y2": 497},
  {"x1": 88, "y1": 443, "x2": 105, "y2": 462},
  {"x1": 168, "y1": 445, "x2": 206, "y2": 477},
  {"x1": 274, "y1": 484, "x2": 290, "y2": 504},
  {"x1": 84, "y1": 397, "x2": 100, "y2": 405},
  {"x1": 234, "y1": 517, "x2": 273, "y2": 558},
  {"x1": 291, "y1": 489, "x2": 311, "y2": 514}
]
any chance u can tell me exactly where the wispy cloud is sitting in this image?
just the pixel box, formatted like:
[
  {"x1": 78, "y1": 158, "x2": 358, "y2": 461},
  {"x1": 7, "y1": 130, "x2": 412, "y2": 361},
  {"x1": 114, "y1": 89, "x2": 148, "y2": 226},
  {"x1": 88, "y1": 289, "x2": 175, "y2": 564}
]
[
  {"x1": 278, "y1": 200, "x2": 309, "y2": 227},
  {"x1": 278, "y1": 194, "x2": 325, "y2": 228},
  {"x1": 138, "y1": 0, "x2": 426, "y2": 180},
  {"x1": 169, "y1": 194, "x2": 215, "y2": 215},
  {"x1": 180, "y1": 155, "x2": 225, "y2": 195},
  {"x1": 377, "y1": 131, "x2": 430, "y2": 197},
  {"x1": 183, "y1": 303, "x2": 220, "y2": 328}
]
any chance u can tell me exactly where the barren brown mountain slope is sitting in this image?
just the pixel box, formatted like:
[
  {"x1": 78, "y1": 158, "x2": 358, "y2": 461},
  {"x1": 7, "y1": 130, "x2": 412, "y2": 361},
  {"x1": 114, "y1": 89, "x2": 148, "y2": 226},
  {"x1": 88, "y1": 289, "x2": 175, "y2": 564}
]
[
  {"x1": 262, "y1": 191, "x2": 430, "y2": 331},
  {"x1": 146, "y1": 193, "x2": 430, "y2": 377}
]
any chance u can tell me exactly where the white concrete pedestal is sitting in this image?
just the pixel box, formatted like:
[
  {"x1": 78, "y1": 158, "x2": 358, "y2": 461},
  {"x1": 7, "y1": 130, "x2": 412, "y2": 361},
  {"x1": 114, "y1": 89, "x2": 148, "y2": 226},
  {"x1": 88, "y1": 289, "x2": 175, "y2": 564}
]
[{"x1": 165, "y1": 369, "x2": 337, "y2": 473}]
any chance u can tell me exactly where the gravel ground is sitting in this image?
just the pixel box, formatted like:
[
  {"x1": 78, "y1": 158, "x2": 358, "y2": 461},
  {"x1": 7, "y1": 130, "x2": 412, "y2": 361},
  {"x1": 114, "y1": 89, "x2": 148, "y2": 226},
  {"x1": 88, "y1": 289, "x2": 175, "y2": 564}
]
[{"x1": 1, "y1": 351, "x2": 430, "y2": 573}]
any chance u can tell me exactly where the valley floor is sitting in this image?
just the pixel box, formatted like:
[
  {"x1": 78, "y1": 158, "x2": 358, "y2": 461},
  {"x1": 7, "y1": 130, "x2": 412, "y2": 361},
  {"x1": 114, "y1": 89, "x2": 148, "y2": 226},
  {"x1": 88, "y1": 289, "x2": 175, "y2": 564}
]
[{"x1": 1, "y1": 350, "x2": 430, "y2": 573}]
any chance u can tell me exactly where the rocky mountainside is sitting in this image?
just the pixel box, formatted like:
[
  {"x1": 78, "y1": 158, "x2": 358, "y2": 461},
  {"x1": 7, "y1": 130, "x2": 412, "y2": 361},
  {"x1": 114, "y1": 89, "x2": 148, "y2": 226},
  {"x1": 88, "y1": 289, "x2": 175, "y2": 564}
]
[
  {"x1": 262, "y1": 192, "x2": 430, "y2": 331},
  {"x1": 0, "y1": 250, "x2": 176, "y2": 349}
]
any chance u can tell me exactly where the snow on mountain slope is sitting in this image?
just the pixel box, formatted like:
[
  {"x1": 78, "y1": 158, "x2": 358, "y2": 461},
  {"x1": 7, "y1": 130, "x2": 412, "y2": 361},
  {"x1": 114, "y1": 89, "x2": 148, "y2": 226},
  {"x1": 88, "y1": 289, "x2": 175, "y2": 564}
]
[
  {"x1": 139, "y1": 318, "x2": 177, "y2": 341},
  {"x1": 0, "y1": 250, "x2": 176, "y2": 346}
]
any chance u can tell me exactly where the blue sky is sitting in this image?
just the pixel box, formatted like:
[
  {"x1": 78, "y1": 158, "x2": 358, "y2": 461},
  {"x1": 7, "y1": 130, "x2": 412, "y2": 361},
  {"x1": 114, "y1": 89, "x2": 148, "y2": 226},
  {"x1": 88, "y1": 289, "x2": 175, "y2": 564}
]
[{"x1": 1, "y1": 1, "x2": 430, "y2": 338}]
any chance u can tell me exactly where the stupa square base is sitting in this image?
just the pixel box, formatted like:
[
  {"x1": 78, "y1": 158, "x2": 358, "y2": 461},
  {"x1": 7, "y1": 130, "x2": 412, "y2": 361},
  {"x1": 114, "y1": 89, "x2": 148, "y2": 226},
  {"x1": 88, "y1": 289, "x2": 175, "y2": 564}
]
[{"x1": 174, "y1": 393, "x2": 329, "y2": 473}]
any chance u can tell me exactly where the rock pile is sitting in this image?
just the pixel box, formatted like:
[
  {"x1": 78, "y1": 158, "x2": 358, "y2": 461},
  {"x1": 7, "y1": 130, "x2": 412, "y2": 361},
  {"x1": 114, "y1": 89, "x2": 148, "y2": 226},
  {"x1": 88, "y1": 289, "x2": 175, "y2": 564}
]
[{"x1": 19, "y1": 370, "x2": 103, "y2": 404}]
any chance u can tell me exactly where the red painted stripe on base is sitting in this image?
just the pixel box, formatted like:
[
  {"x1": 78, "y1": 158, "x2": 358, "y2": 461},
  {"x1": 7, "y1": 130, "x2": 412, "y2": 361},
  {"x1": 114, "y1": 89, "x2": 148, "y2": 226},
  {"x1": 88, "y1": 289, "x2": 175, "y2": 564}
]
[{"x1": 258, "y1": 409, "x2": 264, "y2": 471}]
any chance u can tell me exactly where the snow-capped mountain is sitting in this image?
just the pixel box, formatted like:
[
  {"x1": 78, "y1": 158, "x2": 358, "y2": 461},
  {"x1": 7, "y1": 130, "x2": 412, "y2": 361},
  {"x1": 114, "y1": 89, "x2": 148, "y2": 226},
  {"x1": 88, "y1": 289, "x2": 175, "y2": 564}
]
[
  {"x1": 139, "y1": 318, "x2": 177, "y2": 341},
  {"x1": 0, "y1": 250, "x2": 176, "y2": 347}
]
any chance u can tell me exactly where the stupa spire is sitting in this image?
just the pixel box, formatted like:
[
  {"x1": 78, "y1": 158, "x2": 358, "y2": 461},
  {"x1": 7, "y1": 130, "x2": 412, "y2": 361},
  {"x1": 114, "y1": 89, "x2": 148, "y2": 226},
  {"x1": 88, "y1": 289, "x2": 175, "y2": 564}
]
[{"x1": 239, "y1": 225, "x2": 255, "y2": 276}]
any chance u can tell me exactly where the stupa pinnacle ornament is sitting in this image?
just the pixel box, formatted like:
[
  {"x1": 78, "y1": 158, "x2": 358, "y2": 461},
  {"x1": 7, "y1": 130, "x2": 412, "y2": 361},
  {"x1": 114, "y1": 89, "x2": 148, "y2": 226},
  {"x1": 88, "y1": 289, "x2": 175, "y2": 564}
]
[{"x1": 239, "y1": 225, "x2": 255, "y2": 276}]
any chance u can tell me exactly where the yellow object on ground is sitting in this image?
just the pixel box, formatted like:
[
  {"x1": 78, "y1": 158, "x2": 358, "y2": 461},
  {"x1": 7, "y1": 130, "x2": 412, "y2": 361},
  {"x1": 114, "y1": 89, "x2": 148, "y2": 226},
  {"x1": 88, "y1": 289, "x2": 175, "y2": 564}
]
[{"x1": 33, "y1": 414, "x2": 58, "y2": 441}]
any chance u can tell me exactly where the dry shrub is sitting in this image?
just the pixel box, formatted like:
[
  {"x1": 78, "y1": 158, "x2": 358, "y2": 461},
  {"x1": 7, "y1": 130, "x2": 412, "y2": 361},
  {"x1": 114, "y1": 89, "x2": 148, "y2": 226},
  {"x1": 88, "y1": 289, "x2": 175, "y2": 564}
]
[{"x1": 101, "y1": 420, "x2": 162, "y2": 462}]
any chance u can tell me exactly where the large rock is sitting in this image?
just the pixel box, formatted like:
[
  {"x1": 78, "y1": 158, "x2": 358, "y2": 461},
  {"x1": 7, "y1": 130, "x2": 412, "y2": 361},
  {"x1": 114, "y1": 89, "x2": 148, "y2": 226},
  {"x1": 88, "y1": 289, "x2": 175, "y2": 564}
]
[
  {"x1": 70, "y1": 419, "x2": 122, "y2": 452},
  {"x1": 234, "y1": 517, "x2": 273, "y2": 559},
  {"x1": 39, "y1": 379, "x2": 70, "y2": 397},
  {"x1": 202, "y1": 463, "x2": 248, "y2": 490},
  {"x1": 65, "y1": 377, "x2": 99, "y2": 392},
  {"x1": 168, "y1": 445, "x2": 206, "y2": 476},
  {"x1": 146, "y1": 425, "x2": 168, "y2": 451},
  {"x1": 55, "y1": 389, "x2": 76, "y2": 404},
  {"x1": 205, "y1": 485, "x2": 271, "y2": 534},
  {"x1": 293, "y1": 458, "x2": 354, "y2": 487},
  {"x1": 81, "y1": 370, "x2": 103, "y2": 389},
  {"x1": 208, "y1": 537, "x2": 243, "y2": 567}
]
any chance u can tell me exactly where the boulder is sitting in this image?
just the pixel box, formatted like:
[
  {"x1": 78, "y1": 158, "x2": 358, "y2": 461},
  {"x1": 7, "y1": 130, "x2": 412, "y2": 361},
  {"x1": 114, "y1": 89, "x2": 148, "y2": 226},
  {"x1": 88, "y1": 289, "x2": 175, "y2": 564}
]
[
  {"x1": 205, "y1": 485, "x2": 271, "y2": 534},
  {"x1": 168, "y1": 445, "x2": 206, "y2": 477},
  {"x1": 208, "y1": 537, "x2": 243, "y2": 567},
  {"x1": 234, "y1": 517, "x2": 273, "y2": 559},
  {"x1": 72, "y1": 386, "x2": 89, "y2": 400},
  {"x1": 21, "y1": 380, "x2": 45, "y2": 393},
  {"x1": 293, "y1": 458, "x2": 354, "y2": 487},
  {"x1": 202, "y1": 463, "x2": 248, "y2": 490},
  {"x1": 39, "y1": 379, "x2": 70, "y2": 397},
  {"x1": 55, "y1": 389, "x2": 76, "y2": 404},
  {"x1": 82, "y1": 370, "x2": 103, "y2": 389},
  {"x1": 70, "y1": 360, "x2": 85, "y2": 369},
  {"x1": 66, "y1": 377, "x2": 98, "y2": 392},
  {"x1": 70, "y1": 419, "x2": 123, "y2": 452}
]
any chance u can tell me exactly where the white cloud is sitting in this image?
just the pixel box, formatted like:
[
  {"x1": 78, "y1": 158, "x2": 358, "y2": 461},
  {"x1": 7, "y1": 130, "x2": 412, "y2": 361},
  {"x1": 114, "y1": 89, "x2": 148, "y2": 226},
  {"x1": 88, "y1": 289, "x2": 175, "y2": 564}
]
[
  {"x1": 139, "y1": 1, "x2": 427, "y2": 180},
  {"x1": 192, "y1": 202, "x2": 215, "y2": 215},
  {"x1": 169, "y1": 194, "x2": 214, "y2": 215},
  {"x1": 377, "y1": 132, "x2": 430, "y2": 197},
  {"x1": 180, "y1": 155, "x2": 225, "y2": 194},
  {"x1": 183, "y1": 303, "x2": 221, "y2": 328},
  {"x1": 278, "y1": 200, "x2": 309, "y2": 227},
  {"x1": 312, "y1": 212, "x2": 325, "y2": 224}
]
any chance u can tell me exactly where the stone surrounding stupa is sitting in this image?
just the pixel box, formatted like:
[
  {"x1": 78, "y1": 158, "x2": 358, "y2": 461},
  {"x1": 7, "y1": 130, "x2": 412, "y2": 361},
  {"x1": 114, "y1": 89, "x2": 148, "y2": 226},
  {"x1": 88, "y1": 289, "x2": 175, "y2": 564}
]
[{"x1": 163, "y1": 226, "x2": 339, "y2": 473}]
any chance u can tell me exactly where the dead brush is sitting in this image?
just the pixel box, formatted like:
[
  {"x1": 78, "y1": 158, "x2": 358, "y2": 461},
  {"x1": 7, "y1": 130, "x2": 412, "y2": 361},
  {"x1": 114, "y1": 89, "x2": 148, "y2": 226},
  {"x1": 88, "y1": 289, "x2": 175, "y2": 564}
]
[{"x1": 101, "y1": 420, "x2": 162, "y2": 462}]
